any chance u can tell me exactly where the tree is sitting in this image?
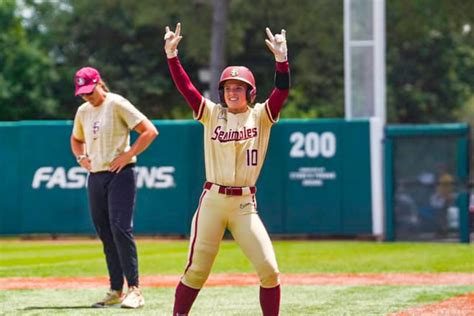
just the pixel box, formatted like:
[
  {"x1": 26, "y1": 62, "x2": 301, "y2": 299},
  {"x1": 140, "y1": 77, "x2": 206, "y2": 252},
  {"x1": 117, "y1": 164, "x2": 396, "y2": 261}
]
[
  {"x1": 386, "y1": 0, "x2": 474, "y2": 123},
  {"x1": 22, "y1": 0, "x2": 214, "y2": 119},
  {"x1": 6, "y1": 0, "x2": 474, "y2": 124},
  {"x1": 224, "y1": 0, "x2": 345, "y2": 118},
  {"x1": 0, "y1": 0, "x2": 59, "y2": 120}
]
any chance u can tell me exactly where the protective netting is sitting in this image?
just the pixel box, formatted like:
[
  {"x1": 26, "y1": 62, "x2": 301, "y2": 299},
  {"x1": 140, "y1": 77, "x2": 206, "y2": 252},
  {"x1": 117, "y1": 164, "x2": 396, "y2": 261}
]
[{"x1": 392, "y1": 135, "x2": 461, "y2": 241}]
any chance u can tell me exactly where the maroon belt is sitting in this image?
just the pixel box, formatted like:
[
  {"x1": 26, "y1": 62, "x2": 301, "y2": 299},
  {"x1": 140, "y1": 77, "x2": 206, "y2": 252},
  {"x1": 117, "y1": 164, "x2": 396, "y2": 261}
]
[{"x1": 204, "y1": 182, "x2": 256, "y2": 196}]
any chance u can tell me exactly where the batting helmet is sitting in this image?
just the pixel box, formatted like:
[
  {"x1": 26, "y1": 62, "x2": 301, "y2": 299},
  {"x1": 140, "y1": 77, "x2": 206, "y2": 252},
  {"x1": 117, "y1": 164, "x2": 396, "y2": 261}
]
[{"x1": 218, "y1": 66, "x2": 256, "y2": 104}]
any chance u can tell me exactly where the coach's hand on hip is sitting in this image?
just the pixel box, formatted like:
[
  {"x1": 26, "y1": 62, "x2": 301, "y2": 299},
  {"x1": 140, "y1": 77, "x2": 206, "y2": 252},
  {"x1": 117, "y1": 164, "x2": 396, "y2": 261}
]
[
  {"x1": 109, "y1": 151, "x2": 133, "y2": 173},
  {"x1": 77, "y1": 155, "x2": 92, "y2": 171}
]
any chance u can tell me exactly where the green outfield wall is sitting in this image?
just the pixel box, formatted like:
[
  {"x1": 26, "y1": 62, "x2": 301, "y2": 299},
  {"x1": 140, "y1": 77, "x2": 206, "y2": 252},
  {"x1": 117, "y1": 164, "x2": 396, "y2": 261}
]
[{"x1": 0, "y1": 119, "x2": 375, "y2": 236}]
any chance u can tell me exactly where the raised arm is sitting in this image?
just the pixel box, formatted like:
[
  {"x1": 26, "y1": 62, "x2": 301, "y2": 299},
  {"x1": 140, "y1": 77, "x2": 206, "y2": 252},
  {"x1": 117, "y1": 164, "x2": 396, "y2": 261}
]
[
  {"x1": 164, "y1": 23, "x2": 203, "y2": 113},
  {"x1": 265, "y1": 27, "x2": 290, "y2": 119}
]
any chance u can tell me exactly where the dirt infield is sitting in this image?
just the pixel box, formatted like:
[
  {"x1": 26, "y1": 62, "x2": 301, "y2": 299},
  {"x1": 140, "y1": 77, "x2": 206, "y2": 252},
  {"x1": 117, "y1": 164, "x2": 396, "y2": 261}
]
[
  {"x1": 1, "y1": 272, "x2": 473, "y2": 289},
  {"x1": 388, "y1": 292, "x2": 474, "y2": 316},
  {"x1": 1, "y1": 273, "x2": 473, "y2": 314}
]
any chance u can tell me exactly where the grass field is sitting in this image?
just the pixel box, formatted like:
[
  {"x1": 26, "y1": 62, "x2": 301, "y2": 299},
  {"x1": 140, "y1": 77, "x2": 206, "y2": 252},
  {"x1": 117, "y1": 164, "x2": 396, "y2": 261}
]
[
  {"x1": 1, "y1": 239, "x2": 473, "y2": 276},
  {"x1": 0, "y1": 239, "x2": 473, "y2": 315},
  {"x1": 1, "y1": 286, "x2": 472, "y2": 315}
]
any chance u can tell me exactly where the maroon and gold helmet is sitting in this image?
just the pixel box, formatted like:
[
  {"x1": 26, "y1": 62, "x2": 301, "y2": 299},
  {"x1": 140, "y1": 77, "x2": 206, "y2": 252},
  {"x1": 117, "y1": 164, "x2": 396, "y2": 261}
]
[{"x1": 218, "y1": 66, "x2": 256, "y2": 104}]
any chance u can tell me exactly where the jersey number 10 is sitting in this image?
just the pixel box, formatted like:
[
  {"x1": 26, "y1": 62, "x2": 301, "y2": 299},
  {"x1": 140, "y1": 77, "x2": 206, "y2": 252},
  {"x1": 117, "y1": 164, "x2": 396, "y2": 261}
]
[{"x1": 246, "y1": 149, "x2": 258, "y2": 166}]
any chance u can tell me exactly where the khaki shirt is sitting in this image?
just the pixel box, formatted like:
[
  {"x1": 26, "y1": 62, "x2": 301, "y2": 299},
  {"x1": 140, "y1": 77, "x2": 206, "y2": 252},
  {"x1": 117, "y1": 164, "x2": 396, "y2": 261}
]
[
  {"x1": 72, "y1": 93, "x2": 146, "y2": 172},
  {"x1": 195, "y1": 98, "x2": 278, "y2": 187}
]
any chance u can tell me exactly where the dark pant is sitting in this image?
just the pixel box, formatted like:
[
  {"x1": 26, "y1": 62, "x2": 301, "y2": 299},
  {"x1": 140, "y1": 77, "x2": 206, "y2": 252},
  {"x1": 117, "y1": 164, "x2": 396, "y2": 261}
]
[{"x1": 87, "y1": 164, "x2": 139, "y2": 291}]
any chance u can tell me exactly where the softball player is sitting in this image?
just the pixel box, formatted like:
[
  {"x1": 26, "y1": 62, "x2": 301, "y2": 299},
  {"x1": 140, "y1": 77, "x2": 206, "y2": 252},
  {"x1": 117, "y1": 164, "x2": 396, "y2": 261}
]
[
  {"x1": 164, "y1": 22, "x2": 290, "y2": 316},
  {"x1": 71, "y1": 67, "x2": 158, "y2": 308}
]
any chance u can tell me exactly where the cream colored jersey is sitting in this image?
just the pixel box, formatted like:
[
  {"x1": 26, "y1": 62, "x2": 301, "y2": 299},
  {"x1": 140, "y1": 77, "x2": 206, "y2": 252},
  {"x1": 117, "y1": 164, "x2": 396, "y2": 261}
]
[
  {"x1": 195, "y1": 99, "x2": 278, "y2": 187},
  {"x1": 72, "y1": 92, "x2": 146, "y2": 172}
]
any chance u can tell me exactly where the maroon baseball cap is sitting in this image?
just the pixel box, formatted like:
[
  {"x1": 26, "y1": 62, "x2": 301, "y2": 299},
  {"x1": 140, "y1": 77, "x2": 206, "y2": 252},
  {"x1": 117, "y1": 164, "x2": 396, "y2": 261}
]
[{"x1": 74, "y1": 67, "x2": 101, "y2": 96}]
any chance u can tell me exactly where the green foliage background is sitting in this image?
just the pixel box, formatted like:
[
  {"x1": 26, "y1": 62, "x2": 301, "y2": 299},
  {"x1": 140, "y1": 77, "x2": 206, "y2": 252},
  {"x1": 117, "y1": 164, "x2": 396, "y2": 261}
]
[{"x1": 1, "y1": 0, "x2": 473, "y2": 127}]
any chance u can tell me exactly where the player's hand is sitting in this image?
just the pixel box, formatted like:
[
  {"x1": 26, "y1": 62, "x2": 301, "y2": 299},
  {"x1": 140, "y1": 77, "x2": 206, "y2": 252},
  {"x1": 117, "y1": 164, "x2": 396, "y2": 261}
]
[
  {"x1": 265, "y1": 27, "x2": 287, "y2": 62},
  {"x1": 78, "y1": 157, "x2": 92, "y2": 172},
  {"x1": 109, "y1": 151, "x2": 133, "y2": 173},
  {"x1": 164, "y1": 22, "x2": 183, "y2": 58}
]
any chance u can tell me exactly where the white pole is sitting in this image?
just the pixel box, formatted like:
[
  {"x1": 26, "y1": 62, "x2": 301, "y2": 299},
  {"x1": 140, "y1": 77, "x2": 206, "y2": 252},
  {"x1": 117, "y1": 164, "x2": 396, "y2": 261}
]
[
  {"x1": 374, "y1": 0, "x2": 386, "y2": 123},
  {"x1": 344, "y1": 0, "x2": 352, "y2": 119},
  {"x1": 345, "y1": 0, "x2": 386, "y2": 237}
]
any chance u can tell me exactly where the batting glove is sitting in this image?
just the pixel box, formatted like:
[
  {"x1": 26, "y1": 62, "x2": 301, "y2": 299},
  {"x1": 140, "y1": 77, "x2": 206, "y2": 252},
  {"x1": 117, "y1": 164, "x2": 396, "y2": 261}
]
[
  {"x1": 164, "y1": 22, "x2": 183, "y2": 58},
  {"x1": 265, "y1": 27, "x2": 287, "y2": 62}
]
